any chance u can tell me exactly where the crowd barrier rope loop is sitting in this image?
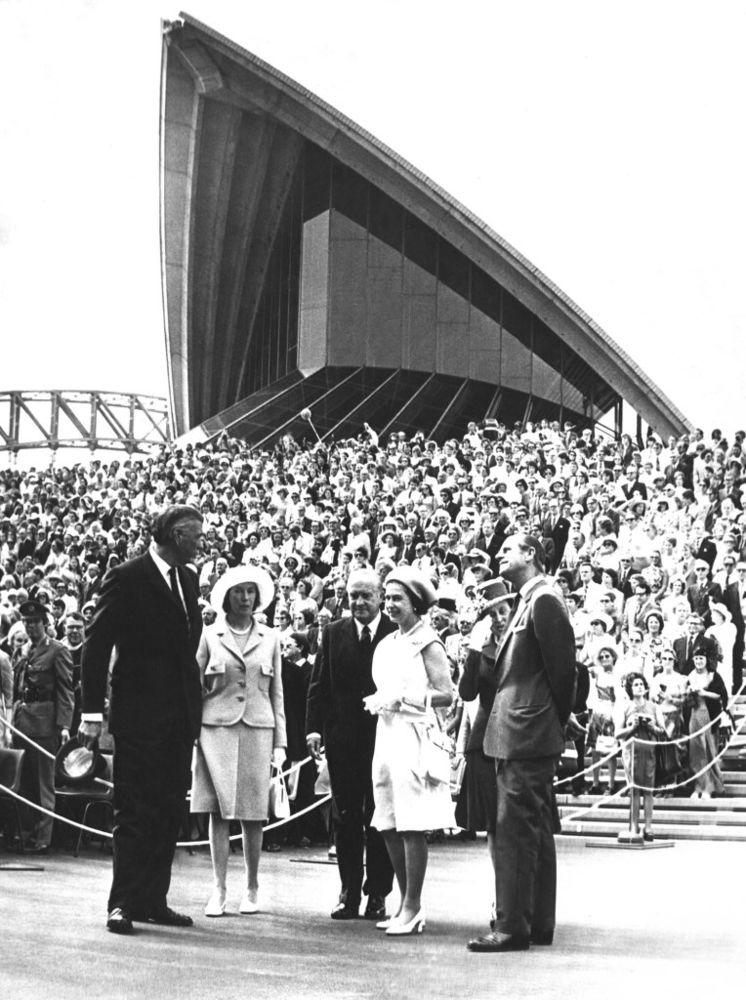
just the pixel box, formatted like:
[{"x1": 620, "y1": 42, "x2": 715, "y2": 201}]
[
  {"x1": 3, "y1": 685, "x2": 744, "y2": 843},
  {"x1": 0, "y1": 714, "x2": 329, "y2": 846}
]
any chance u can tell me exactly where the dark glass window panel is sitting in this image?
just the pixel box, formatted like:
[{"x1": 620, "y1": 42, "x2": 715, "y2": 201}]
[
  {"x1": 303, "y1": 143, "x2": 332, "y2": 221},
  {"x1": 394, "y1": 374, "x2": 464, "y2": 439},
  {"x1": 532, "y1": 318, "x2": 561, "y2": 370},
  {"x1": 497, "y1": 387, "x2": 529, "y2": 429},
  {"x1": 331, "y1": 370, "x2": 429, "y2": 441},
  {"x1": 471, "y1": 266, "x2": 501, "y2": 325},
  {"x1": 435, "y1": 379, "x2": 496, "y2": 442},
  {"x1": 502, "y1": 291, "x2": 531, "y2": 349},
  {"x1": 369, "y1": 186, "x2": 403, "y2": 252},
  {"x1": 403, "y1": 213, "x2": 437, "y2": 276},
  {"x1": 239, "y1": 177, "x2": 302, "y2": 397},
  {"x1": 437, "y1": 240, "x2": 469, "y2": 300},
  {"x1": 332, "y1": 162, "x2": 368, "y2": 228}
]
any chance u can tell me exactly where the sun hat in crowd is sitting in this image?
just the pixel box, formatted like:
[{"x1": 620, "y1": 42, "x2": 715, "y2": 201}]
[{"x1": 210, "y1": 565, "x2": 275, "y2": 614}]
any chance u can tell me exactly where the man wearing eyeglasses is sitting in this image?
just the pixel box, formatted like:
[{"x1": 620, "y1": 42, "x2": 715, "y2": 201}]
[
  {"x1": 687, "y1": 560, "x2": 717, "y2": 622},
  {"x1": 672, "y1": 614, "x2": 718, "y2": 675}
]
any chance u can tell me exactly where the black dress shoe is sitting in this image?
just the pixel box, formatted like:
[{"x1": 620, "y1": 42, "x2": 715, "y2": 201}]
[
  {"x1": 530, "y1": 929, "x2": 554, "y2": 945},
  {"x1": 107, "y1": 908, "x2": 134, "y2": 935},
  {"x1": 330, "y1": 901, "x2": 360, "y2": 920},
  {"x1": 467, "y1": 931, "x2": 530, "y2": 952},
  {"x1": 139, "y1": 907, "x2": 194, "y2": 927},
  {"x1": 363, "y1": 895, "x2": 387, "y2": 921}
]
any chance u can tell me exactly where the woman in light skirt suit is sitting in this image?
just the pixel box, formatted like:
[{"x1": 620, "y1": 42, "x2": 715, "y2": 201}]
[{"x1": 191, "y1": 566, "x2": 286, "y2": 916}]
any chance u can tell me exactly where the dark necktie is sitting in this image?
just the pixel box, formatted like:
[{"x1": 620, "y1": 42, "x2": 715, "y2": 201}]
[
  {"x1": 360, "y1": 624, "x2": 371, "y2": 650},
  {"x1": 169, "y1": 566, "x2": 185, "y2": 616}
]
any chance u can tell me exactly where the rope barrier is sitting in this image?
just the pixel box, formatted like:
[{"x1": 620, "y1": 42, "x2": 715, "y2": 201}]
[
  {"x1": 554, "y1": 680, "x2": 746, "y2": 790},
  {"x1": 631, "y1": 680, "x2": 746, "y2": 748},
  {"x1": 627, "y1": 708, "x2": 746, "y2": 794},
  {"x1": 559, "y1": 781, "x2": 632, "y2": 825},
  {"x1": 554, "y1": 736, "x2": 633, "y2": 788},
  {"x1": 0, "y1": 715, "x2": 316, "y2": 794},
  {"x1": 0, "y1": 777, "x2": 332, "y2": 846}
]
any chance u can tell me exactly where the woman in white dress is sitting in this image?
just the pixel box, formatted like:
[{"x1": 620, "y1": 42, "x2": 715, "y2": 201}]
[{"x1": 365, "y1": 567, "x2": 453, "y2": 936}]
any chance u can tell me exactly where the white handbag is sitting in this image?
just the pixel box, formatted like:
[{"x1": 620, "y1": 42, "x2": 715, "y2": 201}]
[
  {"x1": 422, "y1": 726, "x2": 452, "y2": 785},
  {"x1": 268, "y1": 768, "x2": 291, "y2": 820}
]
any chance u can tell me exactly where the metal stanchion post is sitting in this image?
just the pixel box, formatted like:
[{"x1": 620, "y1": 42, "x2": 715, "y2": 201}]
[{"x1": 617, "y1": 740, "x2": 643, "y2": 845}]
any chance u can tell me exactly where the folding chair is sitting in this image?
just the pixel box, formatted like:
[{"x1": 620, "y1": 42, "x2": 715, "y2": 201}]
[{"x1": 55, "y1": 754, "x2": 113, "y2": 856}]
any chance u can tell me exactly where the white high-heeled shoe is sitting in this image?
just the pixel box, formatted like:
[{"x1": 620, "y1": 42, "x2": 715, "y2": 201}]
[
  {"x1": 205, "y1": 888, "x2": 226, "y2": 917},
  {"x1": 376, "y1": 915, "x2": 396, "y2": 930},
  {"x1": 385, "y1": 910, "x2": 425, "y2": 936},
  {"x1": 239, "y1": 889, "x2": 259, "y2": 914}
]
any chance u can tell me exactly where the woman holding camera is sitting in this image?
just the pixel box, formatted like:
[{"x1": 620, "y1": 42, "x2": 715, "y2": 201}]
[
  {"x1": 617, "y1": 672, "x2": 663, "y2": 840},
  {"x1": 191, "y1": 566, "x2": 286, "y2": 916}
]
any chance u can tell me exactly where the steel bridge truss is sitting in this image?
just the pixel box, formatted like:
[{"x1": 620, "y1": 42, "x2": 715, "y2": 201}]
[{"x1": 0, "y1": 391, "x2": 171, "y2": 456}]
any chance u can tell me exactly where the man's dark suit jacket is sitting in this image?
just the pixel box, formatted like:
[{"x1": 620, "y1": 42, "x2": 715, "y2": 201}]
[
  {"x1": 672, "y1": 633, "x2": 719, "y2": 675},
  {"x1": 474, "y1": 530, "x2": 506, "y2": 576},
  {"x1": 81, "y1": 552, "x2": 203, "y2": 741},
  {"x1": 306, "y1": 614, "x2": 396, "y2": 755},
  {"x1": 539, "y1": 516, "x2": 571, "y2": 571},
  {"x1": 711, "y1": 580, "x2": 745, "y2": 635},
  {"x1": 484, "y1": 579, "x2": 576, "y2": 760}
]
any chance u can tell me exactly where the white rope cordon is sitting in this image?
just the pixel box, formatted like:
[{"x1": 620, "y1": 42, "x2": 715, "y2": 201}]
[
  {"x1": 0, "y1": 714, "x2": 316, "y2": 794},
  {"x1": 0, "y1": 779, "x2": 332, "y2": 845},
  {"x1": 555, "y1": 680, "x2": 746, "y2": 787},
  {"x1": 633, "y1": 677, "x2": 746, "y2": 747},
  {"x1": 560, "y1": 782, "x2": 632, "y2": 825},
  {"x1": 554, "y1": 737, "x2": 633, "y2": 788},
  {"x1": 628, "y1": 709, "x2": 746, "y2": 794}
]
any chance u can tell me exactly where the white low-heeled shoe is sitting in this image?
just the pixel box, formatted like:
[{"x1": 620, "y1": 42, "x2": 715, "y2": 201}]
[
  {"x1": 205, "y1": 889, "x2": 227, "y2": 917},
  {"x1": 385, "y1": 910, "x2": 425, "y2": 936},
  {"x1": 239, "y1": 889, "x2": 259, "y2": 914}
]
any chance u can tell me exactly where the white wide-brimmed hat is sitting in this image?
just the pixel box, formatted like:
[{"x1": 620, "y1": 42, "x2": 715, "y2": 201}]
[{"x1": 210, "y1": 565, "x2": 275, "y2": 614}]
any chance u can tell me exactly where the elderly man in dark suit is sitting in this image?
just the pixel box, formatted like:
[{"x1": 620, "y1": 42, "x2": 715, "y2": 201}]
[
  {"x1": 468, "y1": 533, "x2": 576, "y2": 952},
  {"x1": 539, "y1": 499, "x2": 571, "y2": 572},
  {"x1": 79, "y1": 505, "x2": 204, "y2": 935},
  {"x1": 306, "y1": 568, "x2": 395, "y2": 921}
]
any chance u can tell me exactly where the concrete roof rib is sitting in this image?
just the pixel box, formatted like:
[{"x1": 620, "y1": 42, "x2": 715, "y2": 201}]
[{"x1": 172, "y1": 12, "x2": 691, "y2": 435}]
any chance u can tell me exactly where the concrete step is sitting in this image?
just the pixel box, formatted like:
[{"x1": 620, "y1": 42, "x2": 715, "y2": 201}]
[
  {"x1": 558, "y1": 804, "x2": 746, "y2": 826},
  {"x1": 559, "y1": 821, "x2": 746, "y2": 842},
  {"x1": 557, "y1": 792, "x2": 746, "y2": 840},
  {"x1": 558, "y1": 793, "x2": 746, "y2": 810}
]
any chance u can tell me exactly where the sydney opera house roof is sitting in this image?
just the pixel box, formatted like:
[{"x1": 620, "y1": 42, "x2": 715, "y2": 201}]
[{"x1": 160, "y1": 13, "x2": 691, "y2": 446}]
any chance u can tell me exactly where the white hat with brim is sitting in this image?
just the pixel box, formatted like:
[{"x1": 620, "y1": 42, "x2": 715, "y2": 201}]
[{"x1": 210, "y1": 565, "x2": 275, "y2": 614}]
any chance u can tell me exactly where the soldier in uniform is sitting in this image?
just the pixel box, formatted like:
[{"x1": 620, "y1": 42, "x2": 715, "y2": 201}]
[{"x1": 11, "y1": 599, "x2": 74, "y2": 853}]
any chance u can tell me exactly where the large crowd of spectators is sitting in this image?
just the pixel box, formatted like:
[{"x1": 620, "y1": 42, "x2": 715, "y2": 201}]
[{"x1": 1, "y1": 416, "x2": 744, "y2": 842}]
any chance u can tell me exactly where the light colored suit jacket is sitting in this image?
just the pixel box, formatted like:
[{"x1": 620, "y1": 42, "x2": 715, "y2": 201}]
[
  {"x1": 483, "y1": 577, "x2": 575, "y2": 761},
  {"x1": 197, "y1": 618, "x2": 286, "y2": 747}
]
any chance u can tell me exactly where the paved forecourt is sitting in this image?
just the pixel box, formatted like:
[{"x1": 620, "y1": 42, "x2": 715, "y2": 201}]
[{"x1": 1, "y1": 836, "x2": 743, "y2": 1000}]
